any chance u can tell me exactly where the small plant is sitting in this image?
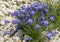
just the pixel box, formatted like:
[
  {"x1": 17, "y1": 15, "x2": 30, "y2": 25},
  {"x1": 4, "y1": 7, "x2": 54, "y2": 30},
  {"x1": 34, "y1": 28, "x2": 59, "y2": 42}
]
[{"x1": 4, "y1": 0, "x2": 60, "y2": 42}]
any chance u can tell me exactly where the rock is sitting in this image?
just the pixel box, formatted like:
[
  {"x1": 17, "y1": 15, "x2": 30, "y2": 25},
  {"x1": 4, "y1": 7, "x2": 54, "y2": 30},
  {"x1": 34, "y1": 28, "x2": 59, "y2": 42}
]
[
  {"x1": 12, "y1": 37, "x2": 21, "y2": 42},
  {"x1": 0, "y1": 37, "x2": 4, "y2": 42}
]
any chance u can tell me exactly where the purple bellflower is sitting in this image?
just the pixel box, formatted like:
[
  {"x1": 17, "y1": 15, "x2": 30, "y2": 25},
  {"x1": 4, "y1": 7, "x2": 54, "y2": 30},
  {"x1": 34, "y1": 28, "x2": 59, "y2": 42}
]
[
  {"x1": 42, "y1": 20, "x2": 49, "y2": 26},
  {"x1": 46, "y1": 33, "x2": 53, "y2": 39},
  {"x1": 4, "y1": 20, "x2": 10, "y2": 24},
  {"x1": 35, "y1": 24, "x2": 41, "y2": 30}
]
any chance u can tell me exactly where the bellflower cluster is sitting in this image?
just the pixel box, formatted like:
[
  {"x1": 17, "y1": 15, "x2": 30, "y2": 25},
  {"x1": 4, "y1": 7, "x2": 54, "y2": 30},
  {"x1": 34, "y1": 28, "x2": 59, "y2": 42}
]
[{"x1": 4, "y1": 2, "x2": 55, "y2": 41}]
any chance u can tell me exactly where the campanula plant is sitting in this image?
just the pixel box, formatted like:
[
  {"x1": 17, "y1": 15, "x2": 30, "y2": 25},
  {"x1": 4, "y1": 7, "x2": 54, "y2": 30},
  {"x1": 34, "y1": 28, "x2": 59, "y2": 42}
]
[{"x1": 9, "y1": 1, "x2": 60, "y2": 42}]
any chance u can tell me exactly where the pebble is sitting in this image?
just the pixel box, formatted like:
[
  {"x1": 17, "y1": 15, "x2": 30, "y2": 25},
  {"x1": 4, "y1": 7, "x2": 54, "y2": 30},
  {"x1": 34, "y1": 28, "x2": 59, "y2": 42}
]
[{"x1": 0, "y1": 37, "x2": 4, "y2": 42}]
